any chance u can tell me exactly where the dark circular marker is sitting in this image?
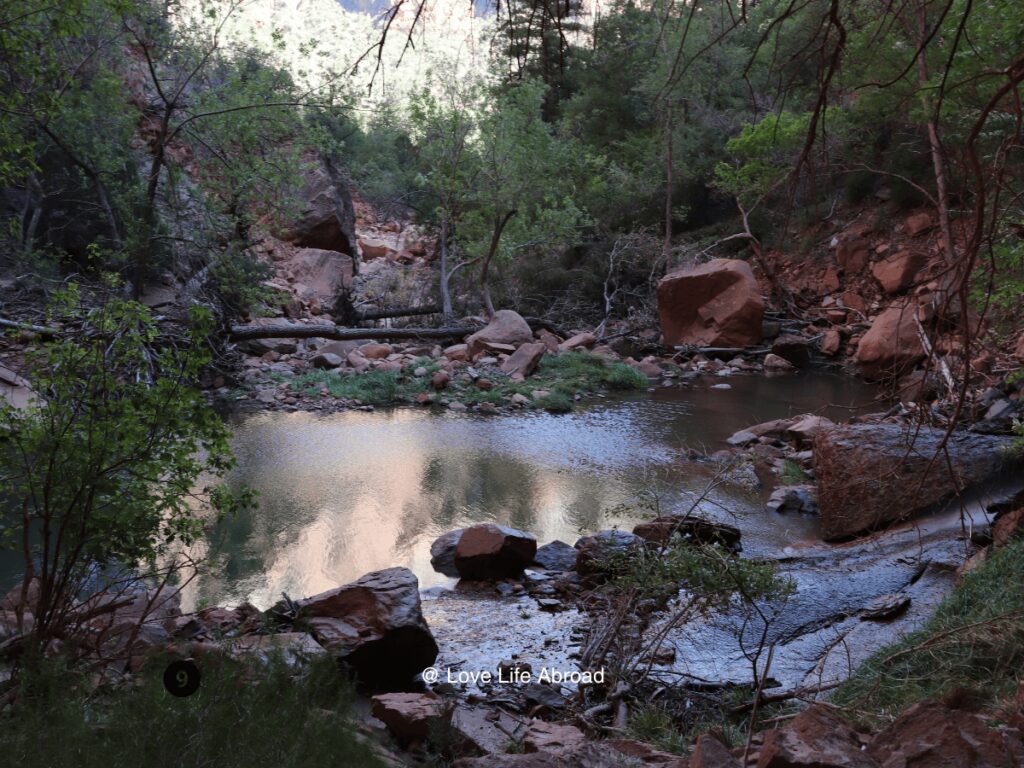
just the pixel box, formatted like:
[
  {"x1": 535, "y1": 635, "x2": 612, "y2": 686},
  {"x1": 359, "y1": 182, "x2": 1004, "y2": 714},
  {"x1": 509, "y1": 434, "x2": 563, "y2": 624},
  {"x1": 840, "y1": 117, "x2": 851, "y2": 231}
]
[{"x1": 163, "y1": 659, "x2": 201, "y2": 697}]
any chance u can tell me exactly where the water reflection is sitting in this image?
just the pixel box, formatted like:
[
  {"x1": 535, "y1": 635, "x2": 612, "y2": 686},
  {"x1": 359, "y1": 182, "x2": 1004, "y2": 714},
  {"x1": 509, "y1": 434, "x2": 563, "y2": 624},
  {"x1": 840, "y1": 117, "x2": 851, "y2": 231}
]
[{"x1": 178, "y1": 370, "x2": 879, "y2": 610}]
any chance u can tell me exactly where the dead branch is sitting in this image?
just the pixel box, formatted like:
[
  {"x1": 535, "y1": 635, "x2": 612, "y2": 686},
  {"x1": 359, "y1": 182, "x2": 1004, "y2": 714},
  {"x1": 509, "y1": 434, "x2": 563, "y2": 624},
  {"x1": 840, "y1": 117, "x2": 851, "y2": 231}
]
[{"x1": 228, "y1": 323, "x2": 479, "y2": 343}]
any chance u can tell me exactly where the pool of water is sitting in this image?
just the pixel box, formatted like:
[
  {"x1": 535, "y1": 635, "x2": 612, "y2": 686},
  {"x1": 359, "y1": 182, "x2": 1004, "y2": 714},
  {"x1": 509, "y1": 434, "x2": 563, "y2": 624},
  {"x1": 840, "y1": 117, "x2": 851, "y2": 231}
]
[{"x1": 175, "y1": 370, "x2": 880, "y2": 610}]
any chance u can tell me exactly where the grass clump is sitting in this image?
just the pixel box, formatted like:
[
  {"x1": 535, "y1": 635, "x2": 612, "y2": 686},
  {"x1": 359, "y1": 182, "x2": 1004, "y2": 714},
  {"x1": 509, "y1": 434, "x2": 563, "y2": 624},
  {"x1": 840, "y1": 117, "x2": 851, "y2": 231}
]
[
  {"x1": 533, "y1": 351, "x2": 648, "y2": 393},
  {"x1": 832, "y1": 537, "x2": 1024, "y2": 723},
  {"x1": 0, "y1": 653, "x2": 385, "y2": 768},
  {"x1": 778, "y1": 459, "x2": 808, "y2": 485}
]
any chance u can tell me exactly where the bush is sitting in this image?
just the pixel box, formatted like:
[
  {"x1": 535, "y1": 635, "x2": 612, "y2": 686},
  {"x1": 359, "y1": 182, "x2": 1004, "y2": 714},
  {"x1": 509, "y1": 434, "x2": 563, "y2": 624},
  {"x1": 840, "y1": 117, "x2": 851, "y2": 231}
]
[{"x1": 0, "y1": 653, "x2": 385, "y2": 768}]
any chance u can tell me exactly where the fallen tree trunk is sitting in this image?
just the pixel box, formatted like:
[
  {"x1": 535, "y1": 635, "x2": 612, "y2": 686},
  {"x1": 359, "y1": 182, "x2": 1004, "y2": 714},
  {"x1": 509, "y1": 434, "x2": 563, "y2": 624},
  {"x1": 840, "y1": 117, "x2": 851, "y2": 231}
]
[
  {"x1": 353, "y1": 304, "x2": 442, "y2": 322},
  {"x1": 229, "y1": 322, "x2": 478, "y2": 343},
  {"x1": 0, "y1": 317, "x2": 59, "y2": 338}
]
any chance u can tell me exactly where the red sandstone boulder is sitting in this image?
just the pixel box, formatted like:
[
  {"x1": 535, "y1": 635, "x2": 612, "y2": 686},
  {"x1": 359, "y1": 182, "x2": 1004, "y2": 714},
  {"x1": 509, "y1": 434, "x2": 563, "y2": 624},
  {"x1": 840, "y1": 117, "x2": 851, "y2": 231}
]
[
  {"x1": 453, "y1": 524, "x2": 538, "y2": 580},
  {"x1": 691, "y1": 734, "x2": 739, "y2": 767},
  {"x1": 820, "y1": 329, "x2": 842, "y2": 356},
  {"x1": 559, "y1": 332, "x2": 597, "y2": 352},
  {"x1": 501, "y1": 342, "x2": 546, "y2": 379},
  {"x1": 837, "y1": 238, "x2": 872, "y2": 274},
  {"x1": 872, "y1": 250, "x2": 928, "y2": 294},
  {"x1": 869, "y1": 700, "x2": 1023, "y2": 768},
  {"x1": 523, "y1": 721, "x2": 587, "y2": 753},
  {"x1": 904, "y1": 211, "x2": 935, "y2": 237},
  {"x1": 814, "y1": 424, "x2": 1018, "y2": 540},
  {"x1": 297, "y1": 567, "x2": 438, "y2": 687},
  {"x1": 854, "y1": 302, "x2": 925, "y2": 380},
  {"x1": 757, "y1": 705, "x2": 877, "y2": 768},
  {"x1": 657, "y1": 259, "x2": 764, "y2": 347},
  {"x1": 360, "y1": 343, "x2": 392, "y2": 360},
  {"x1": 466, "y1": 311, "x2": 534, "y2": 357},
  {"x1": 371, "y1": 692, "x2": 444, "y2": 744}
]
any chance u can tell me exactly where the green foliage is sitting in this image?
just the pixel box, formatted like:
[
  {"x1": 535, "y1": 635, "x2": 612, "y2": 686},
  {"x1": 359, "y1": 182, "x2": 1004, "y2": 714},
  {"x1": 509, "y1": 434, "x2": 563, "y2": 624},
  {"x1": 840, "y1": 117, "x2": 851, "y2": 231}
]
[
  {"x1": 0, "y1": 285, "x2": 253, "y2": 650},
  {"x1": 779, "y1": 459, "x2": 808, "y2": 485},
  {"x1": 833, "y1": 537, "x2": 1024, "y2": 723},
  {"x1": 0, "y1": 653, "x2": 384, "y2": 768}
]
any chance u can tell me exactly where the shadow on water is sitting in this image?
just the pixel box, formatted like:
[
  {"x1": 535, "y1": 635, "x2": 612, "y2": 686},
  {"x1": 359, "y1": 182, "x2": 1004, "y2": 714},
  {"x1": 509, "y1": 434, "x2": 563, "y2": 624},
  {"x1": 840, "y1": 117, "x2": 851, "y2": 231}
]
[{"x1": 172, "y1": 369, "x2": 880, "y2": 610}]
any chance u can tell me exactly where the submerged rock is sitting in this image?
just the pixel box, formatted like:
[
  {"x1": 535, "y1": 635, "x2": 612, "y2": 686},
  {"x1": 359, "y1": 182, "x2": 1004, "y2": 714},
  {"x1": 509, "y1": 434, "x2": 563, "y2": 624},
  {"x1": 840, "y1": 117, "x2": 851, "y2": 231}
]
[
  {"x1": 814, "y1": 424, "x2": 1019, "y2": 540},
  {"x1": 632, "y1": 516, "x2": 742, "y2": 552},
  {"x1": 297, "y1": 567, "x2": 438, "y2": 687}
]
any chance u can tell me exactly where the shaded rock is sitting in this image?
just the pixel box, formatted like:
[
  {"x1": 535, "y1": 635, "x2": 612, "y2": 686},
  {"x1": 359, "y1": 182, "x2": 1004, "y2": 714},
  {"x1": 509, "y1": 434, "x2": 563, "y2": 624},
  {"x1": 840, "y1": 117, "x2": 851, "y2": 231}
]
[
  {"x1": 632, "y1": 516, "x2": 742, "y2": 551},
  {"x1": 347, "y1": 350, "x2": 370, "y2": 373},
  {"x1": 837, "y1": 238, "x2": 872, "y2": 274},
  {"x1": 524, "y1": 682, "x2": 567, "y2": 711},
  {"x1": 454, "y1": 524, "x2": 538, "y2": 580},
  {"x1": 820, "y1": 329, "x2": 842, "y2": 357},
  {"x1": 0, "y1": 364, "x2": 36, "y2": 410},
  {"x1": 445, "y1": 343, "x2": 470, "y2": 362},
  {"x1": 466, "y1": 311, "x2": 534, "y2": 358},
  {"x1": 454, "y1": 744, "x2": 653, "y2": 767},
  {"x1": 605, "y1": 739, "x2": 688, "y2": 766},
  {"x1": 279, "y1": 156, "x2": 356, "y2": 257},
  {"x1": 451, "y1": 704, "x2": 528, "y2": 756},
  {"x1": 757, "y1": 704, "x2": 878, "y2": 768},
  {"x1": 814, "y1": 425, "x2": 1018, "y2": 540},
  {"x1": 523, "y1": 720, "x2": 587, "y2": 753},
  {"x1": 994, "y1": 507, "x2": 1024, "y2": 548},
  {"x1": 533, "y1": 541, "x2": 579, "y2": 572},
  {"x1": 360, "y1": 343, "x2": 392, "y2": 360},
  {"x1": 359, "y1": 236, "x2": 396, "y2": 260},
  {"x1": 860, "y1": 593, "x2": 911, "y2": 621},
  {"x1": 767, "y1": 485, "x2": 819, "y2": 515},
  {"x1": 727, "y1": 429, "x2": 759, "y2": 447},
  {"x1": 430, "y1": 529, "x2": 464, "y2": 577},
  {"x1": 297, "y1": 567, "x2": 438, "y2": 687},
  {"x1": 574, "y1": 530, "x2": 643, "y2": 576},
  {"x1": 657, "y1": 259, "x2": 765, "y2": 347},
  {"x1": 559, "y1": 332, "x2": 597, "y2": 352},
  {"x1": 691, "y1": 734, "x2": 739, "y2": 767},
  {"x1": 904, "y1": 212, "x2": 935, "y2": 237},
  {"x1": 855, "y1": 302, "x2": 925, "y2": 380},
  {"x1": 228, "y1": 632, "x2": 325, "y2": 666},
  {"x1": 312, "y1": 352, "x2": 343, "y2": 370},
  {"x1": 869, "y1": 700, "x2": 1021, "y2": 768},
  {"x1": 432, "y1": 370, "x2": 451, "y2": 390},
  {"x1": 501, "y1": 343, "x2": 547, "y2": 379},
  {"x1": 772, "y1": 335, "x2": 813, "y2": 367},
  {"x1": 371, "y1": 692, "x2": 444, "y2": 743},
  {"x1": 320, "y1": 341, "x2": 358, "y2": 358},
  {"x1": 872, "y1": 250, "x2": 928, "y2": 294},
  {"x1": 786, "y1": 415, "x2": 835, "y2": 446},
  {"x1": 764, "y1": 353, "x2": 795, "y2": 371}
]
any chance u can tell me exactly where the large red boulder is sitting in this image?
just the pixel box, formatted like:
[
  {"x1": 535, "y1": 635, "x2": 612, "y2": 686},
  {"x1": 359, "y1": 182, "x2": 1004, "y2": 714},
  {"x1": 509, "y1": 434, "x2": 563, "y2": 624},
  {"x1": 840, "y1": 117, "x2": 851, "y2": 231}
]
[
  {"x1": 814, "y1": 425, "x2": 1018, "y2": 540},
  {"x1": 466, "y1": 311, "x2": 535, "y2": 357},
  {"x1": 869, "y1": 700, "x2": 1023, "y2": 768},
  {"x1": 854, "y1": 302, "x2": 925, "y2": 380},
  {"x1": 501, "y1": 342, "x2": 547, "y2": 379},
  {"x1": 657, "y1": 259, "x2": 764, "y2": 347},
  {"x1": 297, "y1": 567, "x2": 438, "y2": 687},
  {"x1": 757, "y1": 705, "x2": 877, "y2": 768},
  {"x1": 453, "y1": 524, "x2": 538, "y2": 580},
  {"x1": 871, "y1": 250, "x2": 928, "y2": 294}
]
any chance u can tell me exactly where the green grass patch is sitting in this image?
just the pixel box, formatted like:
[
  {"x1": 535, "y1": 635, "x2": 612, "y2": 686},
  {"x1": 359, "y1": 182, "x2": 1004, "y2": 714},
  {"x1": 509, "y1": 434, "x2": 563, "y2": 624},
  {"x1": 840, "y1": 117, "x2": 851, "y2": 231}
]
[
  {"x1": 0, "y1": 653, "x2": 385, "y2": 768},
  {"x1": 779, "y1": 459, "x2": 808, "y2": 485},
  {"x1": 273, "y1": 351, "x2": 647, "y2": 412},
  {"x1": 832, "y1": 537, "x2": 1024, "y2": 724}
]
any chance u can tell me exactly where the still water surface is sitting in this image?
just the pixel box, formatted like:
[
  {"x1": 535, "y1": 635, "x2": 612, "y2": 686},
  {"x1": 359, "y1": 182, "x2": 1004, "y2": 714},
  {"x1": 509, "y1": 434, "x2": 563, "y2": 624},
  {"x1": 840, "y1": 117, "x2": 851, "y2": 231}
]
[{"x1": 181, "y1": 371, "x2": 878, "y2": 610}]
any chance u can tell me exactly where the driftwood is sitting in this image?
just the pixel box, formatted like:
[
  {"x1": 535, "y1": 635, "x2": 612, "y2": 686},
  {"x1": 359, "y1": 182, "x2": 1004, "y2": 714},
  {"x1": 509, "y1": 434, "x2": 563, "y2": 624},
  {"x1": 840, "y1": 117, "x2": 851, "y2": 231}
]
[
  {"x1": 0, "y1": 317, "x2": 59, "y2": 338},
  {"x1": 229, "y1": 322, "x2": 478, "y2": 343}
]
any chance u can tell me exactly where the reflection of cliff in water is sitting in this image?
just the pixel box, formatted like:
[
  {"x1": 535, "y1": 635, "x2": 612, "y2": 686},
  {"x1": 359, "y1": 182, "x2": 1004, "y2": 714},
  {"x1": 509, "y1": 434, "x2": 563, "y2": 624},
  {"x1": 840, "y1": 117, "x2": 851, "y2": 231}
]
[{"x1": 174, "y1": 370, "x2": 880, "y2": 611}]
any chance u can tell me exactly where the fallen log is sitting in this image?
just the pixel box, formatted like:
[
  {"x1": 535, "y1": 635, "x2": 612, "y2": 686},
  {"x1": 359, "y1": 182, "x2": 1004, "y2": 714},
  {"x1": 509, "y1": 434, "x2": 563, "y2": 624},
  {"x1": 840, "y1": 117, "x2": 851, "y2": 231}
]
[
  {"x1": 353, "y1": 305, "x2": 442, "y2": 322},
  {"x1": 229, "y1": 322, "x2": 478, "y2": 343},
  {"x1": 0, "y1": 317, "x2": 59, "y2": 338}
]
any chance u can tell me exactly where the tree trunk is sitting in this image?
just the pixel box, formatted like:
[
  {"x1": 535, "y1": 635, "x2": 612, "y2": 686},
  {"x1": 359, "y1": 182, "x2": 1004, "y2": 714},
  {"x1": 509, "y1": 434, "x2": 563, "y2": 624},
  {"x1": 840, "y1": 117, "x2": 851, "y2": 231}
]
[
  {"x1": 663, "y1": 105, "x2": 674, "y2": 263},
  {"x1": 480, "y1": 210, "x2": 517, "y2": 318},
  {"x1": 439, "y1": 214, "x2": 454, "y2": 321}
]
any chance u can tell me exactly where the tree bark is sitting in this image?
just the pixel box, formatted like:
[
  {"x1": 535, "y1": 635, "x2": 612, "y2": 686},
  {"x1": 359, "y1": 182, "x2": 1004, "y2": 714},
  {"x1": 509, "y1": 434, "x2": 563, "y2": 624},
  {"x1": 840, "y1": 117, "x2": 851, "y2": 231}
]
[
  {"x1": 229, "y1": 323, "x2": 478, "y2": 343},
  {"x1": 479, "y1": 209, "x2": 517, "y2": 318},
  {"x1": 439, "y1": 214, "x2": 454, "y2": 321}
]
